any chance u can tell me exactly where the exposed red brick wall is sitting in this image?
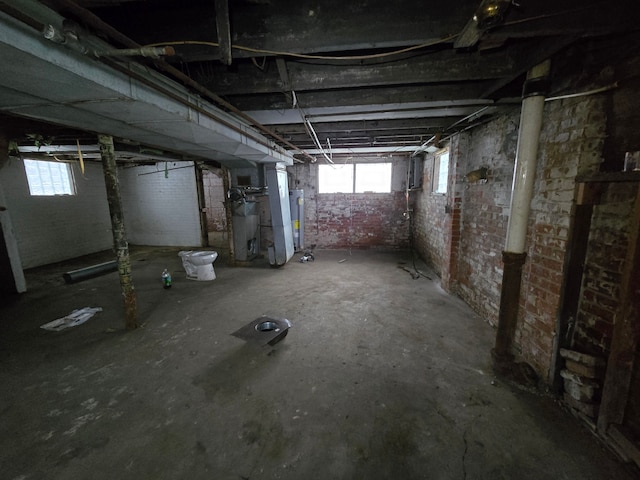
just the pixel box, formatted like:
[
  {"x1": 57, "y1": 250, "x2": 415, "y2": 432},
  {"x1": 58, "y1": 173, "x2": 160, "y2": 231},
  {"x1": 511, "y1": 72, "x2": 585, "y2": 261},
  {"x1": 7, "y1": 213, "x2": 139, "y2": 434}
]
[
  {"x1": 412, "y1": 135, "x2": 464, "y2": 288},
  {"x1": 572, "y1": 184, "x2": 635, "y2": 357},
  {"x1": 314, "y1": 192, "x2": 409, "y2": 248},
  {"x1": 456, "y1": 115, "x2": 519, "y2": 323},
  {"x1": 202, "y1": 168, "x2": 226, "y2": 232},
  {"x1": 287, "y1": 157, "x2": 411, "y2": 249},
  {"x1": 518, "y1": 96, "x2": 607, "y2": 375},
  {"x1": 413, "y1": 93, "x2": 611, "y2": 380}
]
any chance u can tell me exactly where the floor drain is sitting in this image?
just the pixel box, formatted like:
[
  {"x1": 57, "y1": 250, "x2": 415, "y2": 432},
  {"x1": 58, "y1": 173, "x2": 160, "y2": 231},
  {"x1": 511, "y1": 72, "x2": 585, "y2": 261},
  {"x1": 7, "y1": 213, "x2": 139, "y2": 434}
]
[
  {"x1": 256, "y1": 321, "x2": 280, "y2": 332},
  {"x1": 232, "y1": 316, "x2": 292, "y2": 346}
]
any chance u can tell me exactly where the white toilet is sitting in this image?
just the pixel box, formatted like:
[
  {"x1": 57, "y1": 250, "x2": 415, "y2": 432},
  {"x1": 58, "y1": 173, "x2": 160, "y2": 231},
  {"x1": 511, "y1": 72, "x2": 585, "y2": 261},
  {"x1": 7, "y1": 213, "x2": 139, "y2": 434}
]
[{"x1": 178, "y1": 251, "x2": 218, "y2": 281}]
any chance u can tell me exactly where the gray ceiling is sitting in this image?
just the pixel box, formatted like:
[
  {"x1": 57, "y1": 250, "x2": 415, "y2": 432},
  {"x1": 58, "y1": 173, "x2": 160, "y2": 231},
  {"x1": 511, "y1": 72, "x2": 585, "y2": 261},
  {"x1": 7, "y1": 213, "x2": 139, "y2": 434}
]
[{"x1": 2, "y1": 0, "x2": 639, "y2": 162}]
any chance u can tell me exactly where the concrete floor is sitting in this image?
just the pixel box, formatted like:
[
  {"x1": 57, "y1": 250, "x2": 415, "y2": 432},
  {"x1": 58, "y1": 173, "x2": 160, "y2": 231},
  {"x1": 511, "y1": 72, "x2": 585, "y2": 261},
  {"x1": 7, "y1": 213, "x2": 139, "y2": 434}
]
[{"x1": 0, "y1": 246, "x2": 637, "y2": 480}]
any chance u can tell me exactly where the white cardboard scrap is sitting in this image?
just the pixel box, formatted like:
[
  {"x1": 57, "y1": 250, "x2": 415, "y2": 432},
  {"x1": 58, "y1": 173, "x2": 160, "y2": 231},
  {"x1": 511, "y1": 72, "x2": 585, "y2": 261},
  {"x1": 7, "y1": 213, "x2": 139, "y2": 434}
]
[{"x1": 40, "y1": 307, "x2": 103, "y2": 332}]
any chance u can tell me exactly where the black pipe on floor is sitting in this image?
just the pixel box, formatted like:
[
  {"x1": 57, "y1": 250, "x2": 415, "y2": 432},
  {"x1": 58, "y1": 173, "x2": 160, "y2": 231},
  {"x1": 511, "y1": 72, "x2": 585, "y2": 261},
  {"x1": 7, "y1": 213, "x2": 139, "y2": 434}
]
[{"x1": 62, "y1": 260, "x2": 118, "y2": 284}]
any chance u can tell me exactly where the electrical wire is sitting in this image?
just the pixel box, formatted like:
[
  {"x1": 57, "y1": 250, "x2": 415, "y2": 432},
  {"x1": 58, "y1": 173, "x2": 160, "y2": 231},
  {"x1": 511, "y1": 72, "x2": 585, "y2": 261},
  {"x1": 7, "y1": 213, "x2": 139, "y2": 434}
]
[
  {"x1": 142, "y1": 2, "x2": 607, "y2": 64},
  {"x1": 143, "y1": 35, "x2": 459, "y2": 62}
]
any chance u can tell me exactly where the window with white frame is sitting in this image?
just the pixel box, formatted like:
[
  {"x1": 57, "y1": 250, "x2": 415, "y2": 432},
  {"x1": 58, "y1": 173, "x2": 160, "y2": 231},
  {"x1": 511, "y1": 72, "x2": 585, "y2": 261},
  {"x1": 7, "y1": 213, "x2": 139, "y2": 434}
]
[
  {"x1": 318, "y1": 162, "x2": 392, "y2": 193},
  {"x1": 433, "y1": 150, "x2": 449, "y2": 194},
  {"x1": 23, "y1": 159, "x2": 76, "y2": 196}
]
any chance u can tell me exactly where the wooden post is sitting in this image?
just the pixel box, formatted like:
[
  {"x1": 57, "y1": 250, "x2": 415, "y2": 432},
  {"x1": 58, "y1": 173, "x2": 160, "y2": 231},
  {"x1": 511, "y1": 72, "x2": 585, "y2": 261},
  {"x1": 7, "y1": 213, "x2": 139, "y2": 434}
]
[
  {"x1": 598, "y1": 184, "x2": 640, "y2": 434},
  {"x1": 221, "y1": 166, "x2": 236, "y2": 265},
  {"x1": 548, "y1": 182, "x2": 599, "y2": 391},
  {"x1": 214, "y1": 0, "x2": 232, "y2": 65},
  {"x1": 493, "y1": 251, "x2": 527, "y2": 365},
  {"x1": 194, "y1": 164, "x2": 209, "y2": 247},
  {"x1": 98, "y1": 134, "x2": 138, "y2": 330}
]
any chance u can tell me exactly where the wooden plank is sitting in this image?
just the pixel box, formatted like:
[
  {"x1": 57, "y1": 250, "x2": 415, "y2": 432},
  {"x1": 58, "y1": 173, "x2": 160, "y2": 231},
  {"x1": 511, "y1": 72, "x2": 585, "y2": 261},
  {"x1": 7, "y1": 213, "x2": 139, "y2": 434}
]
[
  {"x1": 214, "y1": 0, "x2": 232, "y2": 65},
  {"x1": 576, "y1": 170, "x2": 640, "y2": 183},
  {"x1": 598, "y1": 185, "x2": 640, "y2": 433},
  {"x1": 549, "y1": 199, "x2": 594, "y2": 391},
  {"x1": 575, "y1": 182, "x2": 603, "y2": 205},
  {"x1": 609, "y1": 425, "x2": 640, "y2": 467}
]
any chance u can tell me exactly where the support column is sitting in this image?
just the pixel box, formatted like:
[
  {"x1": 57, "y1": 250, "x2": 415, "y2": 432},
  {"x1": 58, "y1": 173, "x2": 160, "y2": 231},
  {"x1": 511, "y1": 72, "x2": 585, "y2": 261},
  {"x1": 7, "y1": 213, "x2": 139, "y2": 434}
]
[
  {"x1": 493, "y1": 60, "x2": 551, "y2": 368},
  {"x1": 221, "y1": 166, "x2": 236, "y2": 266},
  {"x1": 194, "y1": 164, "x2": 209, "y2": 247},
  {"x1": 265, "y1": 163, "x2": 294, "y2": 267},
  {"x1": 98, "y1": 134, "x2": 138, "y2": 330},
  {"x1": 0, "y1": 134, "x2": 27, "y2": 293}
]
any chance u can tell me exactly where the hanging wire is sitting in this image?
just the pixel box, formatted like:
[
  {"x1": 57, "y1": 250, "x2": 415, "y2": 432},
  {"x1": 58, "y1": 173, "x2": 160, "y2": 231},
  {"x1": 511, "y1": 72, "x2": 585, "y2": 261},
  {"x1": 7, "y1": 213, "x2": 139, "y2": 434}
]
[{"x1": 143, "y1": 35, "x2": 459, "y2": 62}]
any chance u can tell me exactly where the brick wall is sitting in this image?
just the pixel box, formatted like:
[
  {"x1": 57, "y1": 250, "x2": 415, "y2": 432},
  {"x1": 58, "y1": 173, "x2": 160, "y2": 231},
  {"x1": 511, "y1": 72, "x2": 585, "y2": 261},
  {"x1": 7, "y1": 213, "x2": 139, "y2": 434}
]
[
  {"x1": 412, "y1": 153, "x2": 448, "y2": 277},
  {"x1": 412, "y1": 135, "x2": 466, "y2": 290},
  {"x1": 456, "y1": 114, "x2": 520, "y2": 324},
  {"x1": 0, "y1": 157, "x2": 113, "y2": 269},
  {"x1": 202, "y1": 168, "x2": 226, "y2": 232},
  {"x1": 572, "y1": 184, "x2": 635, "y2": 357},
  {"x1": 287, "y1": 157, "x2": 410, "y2": 249},
  {"x1": 118, "y1": 161, "x2": 203, "y2": 246},
  {"x1": 516, "y1": 96, "x2": 608, "y2": 374},
  {"x1": 413, "y1": 92, "x2": 611, "y2": 379},
  {"x1": 569, "y1": 67, "x2": 640, "y2": 358}
]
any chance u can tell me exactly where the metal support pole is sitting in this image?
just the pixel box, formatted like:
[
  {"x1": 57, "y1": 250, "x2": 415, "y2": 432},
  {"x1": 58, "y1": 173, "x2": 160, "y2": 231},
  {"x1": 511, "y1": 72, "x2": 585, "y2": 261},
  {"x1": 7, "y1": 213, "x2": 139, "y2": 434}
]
[
  {"x1": 493, "y1": 60, "x2": 551, "y2": 367},
  {"x1": 99, "y1": 134, "x2": 138, "y2": 330}
]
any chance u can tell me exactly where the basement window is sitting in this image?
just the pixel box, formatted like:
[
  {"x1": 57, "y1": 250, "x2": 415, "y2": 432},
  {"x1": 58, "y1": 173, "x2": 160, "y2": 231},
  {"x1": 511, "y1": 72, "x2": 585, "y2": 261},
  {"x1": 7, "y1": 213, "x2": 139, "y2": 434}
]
[
  {"x1": 318, "y1": 162, "x2": 392, "y2": 193},
  {"x1": 23, "y1": 159, "x2": 76, "y2": 196},
  {"x1": 433, "y1": 150, "x2": 449, "y2": 194}
]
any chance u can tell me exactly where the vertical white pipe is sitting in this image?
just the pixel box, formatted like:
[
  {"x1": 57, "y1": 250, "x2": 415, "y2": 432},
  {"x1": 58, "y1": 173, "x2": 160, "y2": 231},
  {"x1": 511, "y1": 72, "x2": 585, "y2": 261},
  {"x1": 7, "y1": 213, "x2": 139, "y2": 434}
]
[{"x1": 505, "y1": 60, "x2": 551, "y2": 253}]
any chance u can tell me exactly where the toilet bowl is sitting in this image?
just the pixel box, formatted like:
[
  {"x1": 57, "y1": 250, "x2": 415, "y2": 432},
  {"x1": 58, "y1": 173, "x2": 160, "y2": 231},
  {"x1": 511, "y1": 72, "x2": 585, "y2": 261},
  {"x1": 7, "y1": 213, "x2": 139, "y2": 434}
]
[{"x1": 178, "y1": 251, "x2": 218, "y2": 281}]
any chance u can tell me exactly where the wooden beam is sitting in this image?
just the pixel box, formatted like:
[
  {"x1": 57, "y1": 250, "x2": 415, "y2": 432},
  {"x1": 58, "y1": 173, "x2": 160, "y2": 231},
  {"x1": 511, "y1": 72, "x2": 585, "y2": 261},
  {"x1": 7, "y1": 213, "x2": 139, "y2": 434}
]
[
  {"x1": 549, "y1": 192, "x2": 595, "y2": 390},
  {"x1": 481, "y1": 37, "x2": 576, "y2": 98},
  {"x1": 98, "y1": 134, "x2": 138, "y2": 331},
  {"x1": 95, "y1": 0, "x2": 474, "y2": 61},
  {"x1": 575, "y1": 182, "x2": 603, "y2": 205},
  {"x1": 598, "y1": 184, "x2": 640, "y2": 433},
  {"x1": 276, "y1": 58, "x2": 292, "y2": 92},
  {"x1": 214, "y1": 0, "x2": 232, "y2": 65},
  {"x1": 196, "y1": 48, "x2": 516, "y2": 96},
  {"x1": 225, "y1": 83, "x2": 495, "y2": 111}
]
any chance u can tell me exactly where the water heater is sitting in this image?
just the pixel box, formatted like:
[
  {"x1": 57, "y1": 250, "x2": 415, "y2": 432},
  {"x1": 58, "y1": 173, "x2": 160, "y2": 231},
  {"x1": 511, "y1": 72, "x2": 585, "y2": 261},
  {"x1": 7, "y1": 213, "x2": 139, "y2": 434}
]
[{"x1": 289, "y1": 189, "x2": 304, "y2": 251}]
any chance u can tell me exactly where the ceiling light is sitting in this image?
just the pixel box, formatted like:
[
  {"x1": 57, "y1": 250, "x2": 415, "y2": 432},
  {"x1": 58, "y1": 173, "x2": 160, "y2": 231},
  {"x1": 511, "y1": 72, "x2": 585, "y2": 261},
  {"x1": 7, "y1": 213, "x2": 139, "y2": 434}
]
[{"x1": 473, "y1": 0, "x2": 511, "y2": 30}]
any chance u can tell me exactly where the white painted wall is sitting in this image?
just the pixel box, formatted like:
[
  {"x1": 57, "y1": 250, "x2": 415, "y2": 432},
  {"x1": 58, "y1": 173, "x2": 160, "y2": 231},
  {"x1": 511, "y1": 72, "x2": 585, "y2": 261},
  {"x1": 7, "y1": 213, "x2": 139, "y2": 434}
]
[
  {"x1": 0, "y1": 157, "x2": 113, "y2": 269},
  {"x1": 118, "y1": 161, "x2": 202, "y2": 246}
]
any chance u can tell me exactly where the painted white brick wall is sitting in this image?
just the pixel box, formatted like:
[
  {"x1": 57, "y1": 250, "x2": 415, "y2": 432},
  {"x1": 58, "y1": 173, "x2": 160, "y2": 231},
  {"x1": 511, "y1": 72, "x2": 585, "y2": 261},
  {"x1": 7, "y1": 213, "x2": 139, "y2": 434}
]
[
  {"x1": 118, "y1": 161, "x2": 202, "y2": 246},
  {"x1": 0, "y1": 158, "x2": 113, "y2": 269}
]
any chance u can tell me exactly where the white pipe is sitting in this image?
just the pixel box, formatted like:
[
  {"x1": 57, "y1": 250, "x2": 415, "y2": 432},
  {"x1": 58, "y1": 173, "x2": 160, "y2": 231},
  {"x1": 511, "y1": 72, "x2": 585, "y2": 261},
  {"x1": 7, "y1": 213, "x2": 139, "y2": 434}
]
[{"x1": 505, "y1": 60, "x2": 551, "y2": 253}]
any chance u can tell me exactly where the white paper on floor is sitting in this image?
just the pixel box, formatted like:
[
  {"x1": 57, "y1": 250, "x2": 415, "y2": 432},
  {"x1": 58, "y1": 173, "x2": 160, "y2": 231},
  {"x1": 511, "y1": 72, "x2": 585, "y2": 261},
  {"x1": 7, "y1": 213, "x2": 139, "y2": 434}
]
[{"x1": 40, "y1": 307, "x2": 103, "y2": 332}]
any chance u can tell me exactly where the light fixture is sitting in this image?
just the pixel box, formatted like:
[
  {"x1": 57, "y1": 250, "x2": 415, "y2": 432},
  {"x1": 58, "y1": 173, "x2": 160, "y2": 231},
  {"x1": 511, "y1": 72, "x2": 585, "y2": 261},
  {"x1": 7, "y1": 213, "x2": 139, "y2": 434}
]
[{"x1": 473, "y1": 0, "x2": 512, "y2": 30}]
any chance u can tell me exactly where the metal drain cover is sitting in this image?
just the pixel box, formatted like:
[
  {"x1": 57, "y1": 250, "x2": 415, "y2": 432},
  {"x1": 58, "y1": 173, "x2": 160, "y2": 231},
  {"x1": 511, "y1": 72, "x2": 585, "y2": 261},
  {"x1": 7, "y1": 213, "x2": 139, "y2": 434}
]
[{"x1": 231, "y1": 316, "x2": 292, "y2": 346}]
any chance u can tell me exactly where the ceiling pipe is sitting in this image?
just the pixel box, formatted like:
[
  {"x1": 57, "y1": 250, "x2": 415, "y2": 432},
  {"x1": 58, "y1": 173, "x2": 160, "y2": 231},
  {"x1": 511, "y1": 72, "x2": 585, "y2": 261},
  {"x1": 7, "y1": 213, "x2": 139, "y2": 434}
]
[
  {"x1": 95, "y1": 46, "x2": 176, "y2": 59},
  {"x1": 45, "y1": 0, "x2": 311, "y2": 162}
]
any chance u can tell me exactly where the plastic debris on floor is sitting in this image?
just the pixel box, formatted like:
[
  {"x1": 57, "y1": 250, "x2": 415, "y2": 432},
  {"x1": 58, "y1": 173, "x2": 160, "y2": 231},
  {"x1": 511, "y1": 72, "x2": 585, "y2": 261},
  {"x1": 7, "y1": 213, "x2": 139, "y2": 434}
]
[{"x1": 40, "y1": 307, "x2": 103, "y2": 332}]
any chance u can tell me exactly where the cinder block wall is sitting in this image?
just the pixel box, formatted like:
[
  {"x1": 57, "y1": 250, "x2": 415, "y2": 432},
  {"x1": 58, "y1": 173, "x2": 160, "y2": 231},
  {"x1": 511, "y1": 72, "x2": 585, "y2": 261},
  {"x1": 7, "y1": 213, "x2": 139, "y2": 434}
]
[
  {"x1": 118, "y1": 161, "x2": 202, "y2": 246},
  {"x1": 288, "y1": 157, "x2": 410, "y2": 249},
  {"x1": 0, "y1": 158, "x2": 112, "y2": 269}
]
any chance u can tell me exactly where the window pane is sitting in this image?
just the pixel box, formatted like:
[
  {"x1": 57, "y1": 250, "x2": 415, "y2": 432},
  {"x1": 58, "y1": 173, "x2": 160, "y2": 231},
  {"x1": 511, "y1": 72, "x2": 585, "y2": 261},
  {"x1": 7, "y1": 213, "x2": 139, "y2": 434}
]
[
  {"x1": 318, "y1": 163, "x2": 354, "y2": 193},
  {"x1": 434, "y1": 152, "x2": 449, "y2": 194},
  {"x1": 24, "y1": 159, "x2": 75, "y2": 196},
  {"x1": 355, "y1": 163, "x2": 392, "y2": 193}
]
